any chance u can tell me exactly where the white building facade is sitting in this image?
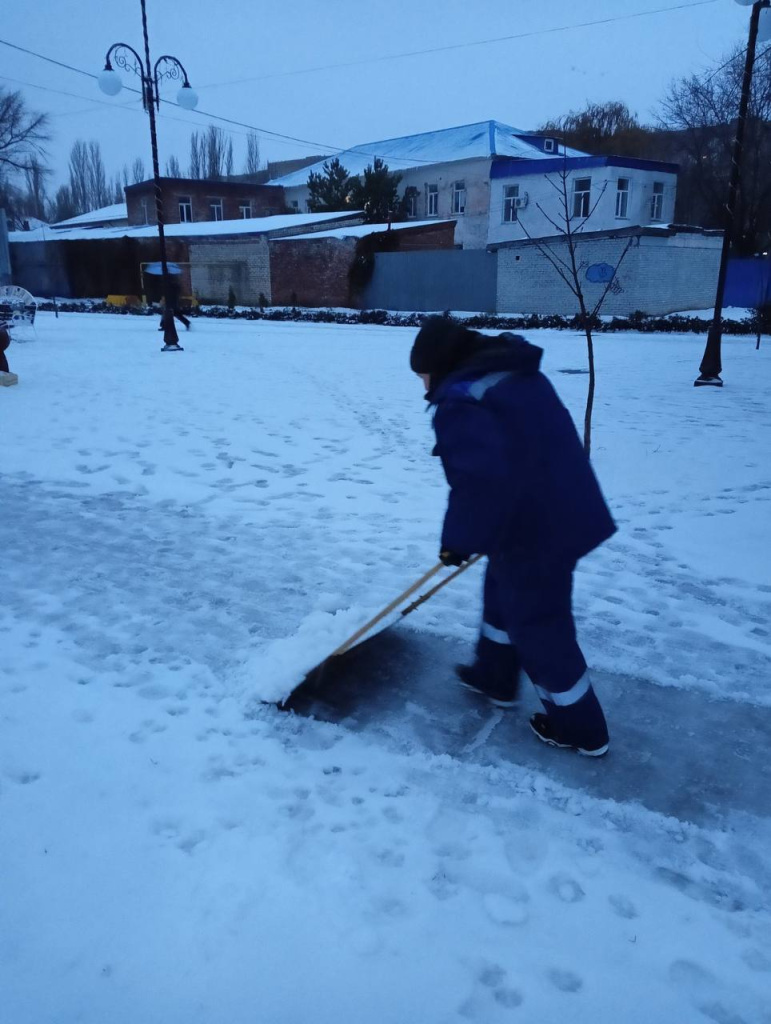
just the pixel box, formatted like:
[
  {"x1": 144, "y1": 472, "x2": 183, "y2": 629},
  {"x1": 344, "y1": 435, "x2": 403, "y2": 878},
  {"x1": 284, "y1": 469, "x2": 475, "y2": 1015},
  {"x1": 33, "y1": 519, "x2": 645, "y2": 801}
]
[{"x1": 488, "y1": 155, "x2": 678, "y2": 247}]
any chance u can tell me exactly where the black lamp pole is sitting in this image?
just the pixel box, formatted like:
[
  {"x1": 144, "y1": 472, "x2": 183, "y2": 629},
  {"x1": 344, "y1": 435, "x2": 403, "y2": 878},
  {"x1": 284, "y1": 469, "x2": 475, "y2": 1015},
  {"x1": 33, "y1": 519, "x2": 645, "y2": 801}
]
[
  {"x1": 101, "y1": 0, "x2": 197, "y2": 352},
  {"x1": 695, "y1": 0, "x2": 769, "y2": 386}
]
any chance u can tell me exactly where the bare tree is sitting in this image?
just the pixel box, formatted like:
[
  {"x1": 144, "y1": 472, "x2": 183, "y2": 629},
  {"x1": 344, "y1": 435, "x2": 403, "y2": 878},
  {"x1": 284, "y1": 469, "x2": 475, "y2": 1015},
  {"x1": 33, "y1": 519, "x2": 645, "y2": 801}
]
[
  {"x1": 515, "y1": 159, "x2": 635, "y2": 456},
  {"x1": 657, "y1": 44, "x2": 771, "y2": 254},
  {"x1": 0, "y1": 87, "x2": 50, "y2": 174},
  {"x1": 21, "y1": 158, "x2": 49, "y2": 221},
  {"x1": 540, "y1": 101, "x2": 651, "y2": 158},
  {"x1": 87, "y1": 140, "x2": 110, "y2": 210},
  {"x1": 165, "y1": 154, "x2": 183, "y2": 177},
  {"x1": 0, "y1": 172, "x2": 24, "y2": 227},
  {"x1": 66, "y1": 139, "x2": 112, "y2": 214},
  {"x1": 189, "y1": 131, "x2": 202, "y2": 178},
  {"x1": 243, "y1": 133, "x2": 261, "y2": 176},
  {"x1": 203, "y1": 126, "x2": 231, "y2": 179},
  {"x1": 49, "y1": 183, "x2": 77, "y2": 224},
  {"x1": 130, "y1": 157, "x2": 146, "y2": 184},
  {"x1": 68, "y1": 140, "x2": 90, "y2": 215}
]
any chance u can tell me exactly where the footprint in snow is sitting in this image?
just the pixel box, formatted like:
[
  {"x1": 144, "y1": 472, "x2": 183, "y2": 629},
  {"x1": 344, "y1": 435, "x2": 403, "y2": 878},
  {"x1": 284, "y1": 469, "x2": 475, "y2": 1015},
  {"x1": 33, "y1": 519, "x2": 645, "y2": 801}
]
[
  {"x1": 608, "y1": 894, "x2": 638, "y2": 919},
  {"x1": 547, "y1": 874, "x2": 586, "y2": 904},
  {"x1": 547, "y1": 968, "x2": 583, "y2": 993}
]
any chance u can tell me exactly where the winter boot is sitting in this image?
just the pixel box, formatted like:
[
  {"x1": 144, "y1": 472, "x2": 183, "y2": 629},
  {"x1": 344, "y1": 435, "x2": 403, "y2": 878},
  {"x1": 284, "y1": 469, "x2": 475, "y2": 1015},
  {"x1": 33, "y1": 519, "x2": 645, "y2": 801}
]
[
  {"x1": 455, "y1": 663, "x2": 519, "y2": 708},
  {"x1": 529, "y1": 713, "x2": 609, "y2": 757}
]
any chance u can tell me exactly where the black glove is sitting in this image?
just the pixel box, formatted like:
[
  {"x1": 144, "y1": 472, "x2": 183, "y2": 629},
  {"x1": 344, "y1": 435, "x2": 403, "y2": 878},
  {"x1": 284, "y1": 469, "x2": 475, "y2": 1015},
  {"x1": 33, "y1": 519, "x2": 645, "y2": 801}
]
[{"x1": 439, "y1": 549, "x2": 467, "y2": 567}]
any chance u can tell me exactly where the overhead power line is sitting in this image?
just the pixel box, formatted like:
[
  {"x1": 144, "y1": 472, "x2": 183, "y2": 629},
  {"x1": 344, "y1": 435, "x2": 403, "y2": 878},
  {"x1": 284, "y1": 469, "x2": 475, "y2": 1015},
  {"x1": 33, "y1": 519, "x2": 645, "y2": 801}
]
[{"x1": 199, "y1": 0, "x2": 721, "y2": 89}]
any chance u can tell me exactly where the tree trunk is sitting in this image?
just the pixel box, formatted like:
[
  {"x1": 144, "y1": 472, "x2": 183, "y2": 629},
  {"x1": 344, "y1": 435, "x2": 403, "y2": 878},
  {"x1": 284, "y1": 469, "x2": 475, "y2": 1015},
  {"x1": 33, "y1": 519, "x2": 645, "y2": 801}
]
[{"x1": 583, "y1": 315, "x2": 596, "y2": 457}]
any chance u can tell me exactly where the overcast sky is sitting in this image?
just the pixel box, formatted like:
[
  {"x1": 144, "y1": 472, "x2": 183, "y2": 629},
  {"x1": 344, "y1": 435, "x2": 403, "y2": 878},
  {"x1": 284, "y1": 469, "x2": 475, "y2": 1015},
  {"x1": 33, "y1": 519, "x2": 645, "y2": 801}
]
[{"x1": 0, "y1": 0, "x2": 754, "y2": 189}]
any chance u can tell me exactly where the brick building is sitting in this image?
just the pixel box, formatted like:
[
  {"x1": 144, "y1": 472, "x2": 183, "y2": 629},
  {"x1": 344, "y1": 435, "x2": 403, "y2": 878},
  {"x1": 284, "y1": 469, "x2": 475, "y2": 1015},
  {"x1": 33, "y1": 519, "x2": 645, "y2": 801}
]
[{"x1": 125, "y1": 178, "x2": 286, "y2": 226}]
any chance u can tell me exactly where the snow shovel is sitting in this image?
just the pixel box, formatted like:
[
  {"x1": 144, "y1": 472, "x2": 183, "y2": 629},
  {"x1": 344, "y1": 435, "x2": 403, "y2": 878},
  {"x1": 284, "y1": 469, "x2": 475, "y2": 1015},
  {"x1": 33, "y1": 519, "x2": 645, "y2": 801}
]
[{"x1": 293, "y1": 553, "x2": 484, "y2": 696}]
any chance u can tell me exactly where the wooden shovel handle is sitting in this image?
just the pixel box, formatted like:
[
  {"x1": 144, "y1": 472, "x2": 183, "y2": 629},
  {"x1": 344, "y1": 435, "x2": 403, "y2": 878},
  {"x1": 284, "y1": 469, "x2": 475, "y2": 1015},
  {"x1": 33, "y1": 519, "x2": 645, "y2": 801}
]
[
  {"x1": 400, "y1": 552, "x2": 484, "y2": 617},
  {"x1": 329, "y1": 562, "x2": 445, "y2": 658}
]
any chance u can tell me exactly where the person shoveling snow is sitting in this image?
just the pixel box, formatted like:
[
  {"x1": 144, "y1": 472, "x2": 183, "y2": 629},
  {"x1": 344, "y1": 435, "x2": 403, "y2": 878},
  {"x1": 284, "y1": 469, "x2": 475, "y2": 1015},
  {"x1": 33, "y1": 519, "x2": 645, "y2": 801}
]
[{"x1": 410, "y1": 317, "x2": 616, "y2": 757}]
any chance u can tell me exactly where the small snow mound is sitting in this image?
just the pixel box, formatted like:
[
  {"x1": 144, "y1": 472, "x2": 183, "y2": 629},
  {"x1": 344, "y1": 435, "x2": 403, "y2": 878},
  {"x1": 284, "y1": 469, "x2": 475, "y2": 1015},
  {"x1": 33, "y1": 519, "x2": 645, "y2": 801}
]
[{"x1": 236, "y1": 605, "x2": 381, "y2": 704}]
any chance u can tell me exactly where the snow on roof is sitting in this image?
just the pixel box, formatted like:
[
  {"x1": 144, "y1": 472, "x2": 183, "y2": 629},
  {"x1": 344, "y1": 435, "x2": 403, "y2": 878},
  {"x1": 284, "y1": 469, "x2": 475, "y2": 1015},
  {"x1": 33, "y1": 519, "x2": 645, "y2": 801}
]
[
  {"x1": 268, "y1": 121, "x2": 587, "y2": 187},
  {"x1": 9, "y1": 210, "x2": 364, "y2": 244},
  {"x1": 52, "y1": 203, "x2": 129, "y2": 228},
  {"x1": 273, "y1": 219, "x2": 454, "y2": 241}
]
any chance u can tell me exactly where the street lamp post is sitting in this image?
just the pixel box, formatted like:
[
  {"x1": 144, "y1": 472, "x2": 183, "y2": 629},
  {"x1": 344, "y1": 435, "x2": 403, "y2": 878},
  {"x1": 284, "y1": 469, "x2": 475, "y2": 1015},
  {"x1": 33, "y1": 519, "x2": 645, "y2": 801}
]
[
  {"x1": 695, "y1": 0, "x2": 771, "y2": 386},
  {"x1": 98, "y1": 0, "x2": 198, "y2": 352}
]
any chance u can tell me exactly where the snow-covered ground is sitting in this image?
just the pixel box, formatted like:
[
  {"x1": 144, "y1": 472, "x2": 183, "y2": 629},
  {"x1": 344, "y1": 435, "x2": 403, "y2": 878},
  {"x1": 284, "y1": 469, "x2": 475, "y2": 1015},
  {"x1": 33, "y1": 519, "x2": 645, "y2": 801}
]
[{"x1": 2, "y1": 313, "x2": 770, "y2": 1024}]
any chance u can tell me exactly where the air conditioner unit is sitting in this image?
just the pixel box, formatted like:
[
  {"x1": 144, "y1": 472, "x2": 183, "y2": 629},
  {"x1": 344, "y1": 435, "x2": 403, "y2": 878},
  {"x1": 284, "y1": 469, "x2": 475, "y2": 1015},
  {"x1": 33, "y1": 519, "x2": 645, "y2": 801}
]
[{"x1": 514, "y1": 193, "x2": 529, "y2": 209}]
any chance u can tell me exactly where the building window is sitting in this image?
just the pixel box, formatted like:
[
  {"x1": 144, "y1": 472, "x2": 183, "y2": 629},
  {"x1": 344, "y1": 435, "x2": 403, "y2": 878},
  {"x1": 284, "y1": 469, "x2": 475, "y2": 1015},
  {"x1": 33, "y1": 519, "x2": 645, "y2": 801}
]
[
  {"x1": 208, "y1": 198, "x2": 224, "y2": 221},
  {"x1": 290, "y1": 200, "x2": 300, "y2": 211},
  {"x1": 405, "y1": 191, "x2": 418, "y2": 218},
  {"x1": 427, "y1": 183, "x2": 438, "y2": 217},
  {"x1": 651, "y1": 181, "x2": 664, "y2": 221},
  {"x1": 178, "y1": 196, "x2": 192, "y2": 222},
  {"x1": 615, "y1": 178, "x2": 630, "y2": 219},
  {"x1": 452, "y1": 181, "x2": 466, "y2": 215},
  {"x1": 140, "y1": 197, "x2": 150, "y2": 225},
  {"x1": 238, "y1": 201, "x2": 252, "y2": 219},
  {"x1": 572, "y1": 177, "x2": 592, "y2": 219},
  {"x1": 503, "y1": 184, "x2": 520, "y2": 223},
  {"x1": 544, "y1": 138, "x2": 556, "y2": 153}
]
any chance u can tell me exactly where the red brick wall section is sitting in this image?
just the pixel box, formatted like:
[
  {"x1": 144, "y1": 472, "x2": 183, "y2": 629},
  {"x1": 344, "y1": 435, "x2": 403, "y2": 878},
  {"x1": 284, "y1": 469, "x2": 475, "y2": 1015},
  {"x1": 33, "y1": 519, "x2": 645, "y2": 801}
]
[
  {"x1": 268, "y1": 222, "x2": 457, "y2": 308},
  {"x1": 126, "y1": 180, "x2": 286, "y2": 225},
  {"x1": 269, "y1": 238, "x2": 358, "y2": 307}
]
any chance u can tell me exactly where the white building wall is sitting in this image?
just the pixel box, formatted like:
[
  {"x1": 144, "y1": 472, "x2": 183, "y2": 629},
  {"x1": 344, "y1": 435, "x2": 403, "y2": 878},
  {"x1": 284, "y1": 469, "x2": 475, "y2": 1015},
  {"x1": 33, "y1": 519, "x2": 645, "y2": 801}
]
[
  {"x1": 495, "y1": 231, "x2": 721, "y2": 316},
  {"x1": 488, "y1": 166, "x2": 677, "y2": 247},
  {"x1": 281, "y1": 158, "x2": 494, "y2": 249}
]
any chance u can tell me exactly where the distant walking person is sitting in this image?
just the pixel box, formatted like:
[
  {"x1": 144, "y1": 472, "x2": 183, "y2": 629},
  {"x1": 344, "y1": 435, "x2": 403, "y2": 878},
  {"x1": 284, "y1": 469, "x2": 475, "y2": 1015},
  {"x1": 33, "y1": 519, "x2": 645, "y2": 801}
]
[
  {"x1": 158, "y1": 276, "x2": 190, "y2": 332},
  {"x1": 410, "y1": 317, "x2": 615, "y2": 757}
]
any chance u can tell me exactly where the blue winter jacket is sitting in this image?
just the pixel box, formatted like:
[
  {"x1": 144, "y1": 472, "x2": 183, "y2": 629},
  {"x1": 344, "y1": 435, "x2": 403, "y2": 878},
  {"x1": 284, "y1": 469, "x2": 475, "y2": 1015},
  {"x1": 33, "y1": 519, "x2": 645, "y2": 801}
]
[{"x1": 429, "y1": 334, "x2": 616, "y2": 561}]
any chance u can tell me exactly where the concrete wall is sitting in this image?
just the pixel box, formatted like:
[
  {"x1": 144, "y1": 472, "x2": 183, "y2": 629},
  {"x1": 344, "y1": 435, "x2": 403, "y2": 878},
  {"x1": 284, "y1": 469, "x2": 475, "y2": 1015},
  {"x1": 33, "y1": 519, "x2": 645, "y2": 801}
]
[
  {"x1": 488, "y1": 166, "x2": 677, "y2": 247},
  {"x1": 495, "y1": 230, "x2": 722, "y2": 316},
  {"x1": 362, "y1": 250, "x2": 498, "y2": 312},
  {"x1": 189, "y1": 238, "x2": 270, "y2": 304}
]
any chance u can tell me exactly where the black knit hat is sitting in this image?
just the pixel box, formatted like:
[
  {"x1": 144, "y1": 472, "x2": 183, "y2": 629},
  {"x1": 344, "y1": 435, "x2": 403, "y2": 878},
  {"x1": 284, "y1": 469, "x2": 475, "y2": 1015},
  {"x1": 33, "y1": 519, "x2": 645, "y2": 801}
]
[{"x1": 409, "y1": 316, "x2": 482, "y2": 379}]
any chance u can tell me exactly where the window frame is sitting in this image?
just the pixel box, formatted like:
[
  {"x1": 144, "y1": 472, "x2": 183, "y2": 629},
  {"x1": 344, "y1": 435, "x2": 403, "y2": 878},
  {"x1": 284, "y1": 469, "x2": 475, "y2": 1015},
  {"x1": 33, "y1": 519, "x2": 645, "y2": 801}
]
[
  {"x1": 238, "y1": 201, "x2": 252, "y2": 219},
  {"x1": 406, "y1": 192, "x2": 418, "y2": 219},
  {"x1": 208, "y1": 197, "x2": 224, "y2": 222},
  {"x1": 572, "y1": 177, "x2": 592, "y2": 219},
  {"x1": 427, "y1": 183, "x2": 439, "y2": 217},
  {"x1": 543, "y1": 138, "x2": 556, "y2": 153},
  {"x1": 503, "y1": 184, "x2": 520, "y2": 223},
  {"x1": 452, "y1": 180, "x2": 466, "y2": 215},
  {"x1": 178, "y1": 195, "x2": 193, "y2": 223},
  {"x1": 615, "y1": 178, "x2": 630, "y2": 219},
  {"x1": 650, "y1": 181, "x2": 664, "y2": 222}
]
